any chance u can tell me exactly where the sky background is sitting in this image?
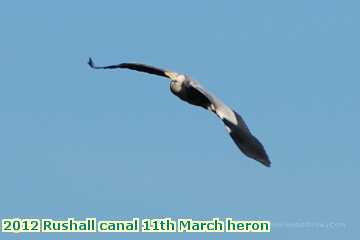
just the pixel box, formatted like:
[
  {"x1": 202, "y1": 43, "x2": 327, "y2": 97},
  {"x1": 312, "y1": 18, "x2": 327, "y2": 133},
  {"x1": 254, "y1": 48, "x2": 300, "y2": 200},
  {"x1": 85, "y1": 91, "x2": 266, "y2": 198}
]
[{"x1": 0, "y1": 0, "x2": 359, "y2": 239}]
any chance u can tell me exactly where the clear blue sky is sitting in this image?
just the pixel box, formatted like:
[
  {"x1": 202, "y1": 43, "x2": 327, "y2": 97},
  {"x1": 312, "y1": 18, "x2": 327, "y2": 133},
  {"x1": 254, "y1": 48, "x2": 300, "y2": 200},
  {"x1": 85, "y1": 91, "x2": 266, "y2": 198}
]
[{"x1": 0, "y1": 0, "x2": 359, "y2": 239}]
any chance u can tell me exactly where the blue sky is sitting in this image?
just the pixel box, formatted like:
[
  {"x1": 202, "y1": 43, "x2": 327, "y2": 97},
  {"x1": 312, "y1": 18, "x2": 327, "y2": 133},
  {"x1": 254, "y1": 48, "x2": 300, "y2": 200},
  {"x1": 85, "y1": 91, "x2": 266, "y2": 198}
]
[{"x1": 0, "y1": 0, "x2": 359, "y2": 239}]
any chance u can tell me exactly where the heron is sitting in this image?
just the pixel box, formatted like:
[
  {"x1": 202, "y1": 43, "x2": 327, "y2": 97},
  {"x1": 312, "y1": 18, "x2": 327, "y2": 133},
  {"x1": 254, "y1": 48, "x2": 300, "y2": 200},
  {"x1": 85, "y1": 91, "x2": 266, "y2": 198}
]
[{"x1": 88, "y1": 58, "x2": 271, "y2": 167}]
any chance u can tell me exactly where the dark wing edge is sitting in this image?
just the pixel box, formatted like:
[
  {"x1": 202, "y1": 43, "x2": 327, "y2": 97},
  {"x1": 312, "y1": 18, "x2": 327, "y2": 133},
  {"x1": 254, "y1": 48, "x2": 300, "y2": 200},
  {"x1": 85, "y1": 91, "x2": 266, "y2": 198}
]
[{"x1": 88, "y1": 57, "x2": 168, "y2": 78}]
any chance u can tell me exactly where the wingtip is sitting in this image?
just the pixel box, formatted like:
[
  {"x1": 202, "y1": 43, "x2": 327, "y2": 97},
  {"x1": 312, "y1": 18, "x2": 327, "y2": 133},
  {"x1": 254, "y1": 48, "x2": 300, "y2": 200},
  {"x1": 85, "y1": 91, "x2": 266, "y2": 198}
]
[
  {"x1": 263, "y1": 160, "x2": 271, "y2": 167},
  {"x1": 259, "y1": 155, "x2": 271, "y2": 167},
  {"x1": 88, "y1": 57, "x2": 95, "y2": 68},
  {"x1": 260, "y1": 156, "x2": 271, "y2": 167}
]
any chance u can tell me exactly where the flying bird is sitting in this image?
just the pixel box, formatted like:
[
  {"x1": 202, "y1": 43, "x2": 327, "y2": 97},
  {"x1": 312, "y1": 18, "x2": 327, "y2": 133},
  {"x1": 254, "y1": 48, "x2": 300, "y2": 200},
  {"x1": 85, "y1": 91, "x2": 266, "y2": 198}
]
[{"x1": 88, "y1": 58, "x2": 271, "y2": 167}]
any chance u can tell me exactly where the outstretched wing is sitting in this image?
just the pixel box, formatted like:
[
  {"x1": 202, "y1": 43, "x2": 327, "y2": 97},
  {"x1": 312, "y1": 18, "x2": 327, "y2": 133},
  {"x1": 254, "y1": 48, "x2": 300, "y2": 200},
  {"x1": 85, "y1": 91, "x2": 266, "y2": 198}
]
[
  {"x1": 188, "y1": 80, "x2": 271, "y2": 167},
  {"x1": 88, "y1": 58, "x2": 169, "y2": 78}
]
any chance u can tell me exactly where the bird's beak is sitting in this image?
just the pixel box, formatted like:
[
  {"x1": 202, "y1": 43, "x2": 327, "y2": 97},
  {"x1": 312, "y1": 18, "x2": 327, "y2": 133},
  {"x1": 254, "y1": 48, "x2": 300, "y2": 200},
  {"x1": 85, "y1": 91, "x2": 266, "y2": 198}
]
[{"x1": 164, "y1": 71, "x2": 178, "y2": 81}]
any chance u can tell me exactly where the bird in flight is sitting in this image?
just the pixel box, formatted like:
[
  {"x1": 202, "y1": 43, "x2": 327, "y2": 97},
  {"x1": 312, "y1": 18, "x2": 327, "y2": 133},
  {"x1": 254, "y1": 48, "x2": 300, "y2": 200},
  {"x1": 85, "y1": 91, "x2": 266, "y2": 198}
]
[{"x1": 88, "y1": 58, "x2": 271, "y2": 167}]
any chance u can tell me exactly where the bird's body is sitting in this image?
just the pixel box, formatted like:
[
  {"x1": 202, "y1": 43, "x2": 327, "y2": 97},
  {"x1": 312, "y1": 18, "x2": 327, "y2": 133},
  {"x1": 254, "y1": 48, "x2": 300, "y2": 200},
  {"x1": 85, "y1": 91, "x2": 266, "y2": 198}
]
[
  {"x1": 88, "y1": 58, "x2": 271, "y2": 167},
  {"x1": 170, "y1": 77, "x2": 211, "y2": 109}
]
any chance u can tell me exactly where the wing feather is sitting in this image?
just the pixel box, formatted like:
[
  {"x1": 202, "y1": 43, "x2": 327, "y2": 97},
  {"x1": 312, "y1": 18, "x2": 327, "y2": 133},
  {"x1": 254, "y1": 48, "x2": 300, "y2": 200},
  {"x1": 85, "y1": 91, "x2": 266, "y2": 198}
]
[
  {"x1": 88, "y1": 58, "x2": 168, "y2": 78},
  {"x1": 188, "y1": 80, "x2": 271, "y2": 167}
]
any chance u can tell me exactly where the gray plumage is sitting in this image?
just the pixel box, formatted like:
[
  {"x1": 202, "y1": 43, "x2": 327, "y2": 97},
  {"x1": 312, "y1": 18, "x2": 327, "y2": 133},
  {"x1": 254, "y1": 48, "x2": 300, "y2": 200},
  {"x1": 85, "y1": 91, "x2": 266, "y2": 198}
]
[{"x1": 88, "y1": 58, "x2": 271, "y2": 167}]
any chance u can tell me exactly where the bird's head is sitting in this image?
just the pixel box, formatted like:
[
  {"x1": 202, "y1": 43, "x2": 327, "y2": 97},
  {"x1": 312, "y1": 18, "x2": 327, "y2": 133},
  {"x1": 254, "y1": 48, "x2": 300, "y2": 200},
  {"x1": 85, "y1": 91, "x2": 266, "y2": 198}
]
[{"x1": 164, "y1": 71, "x2": 186, "y2": 82}]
